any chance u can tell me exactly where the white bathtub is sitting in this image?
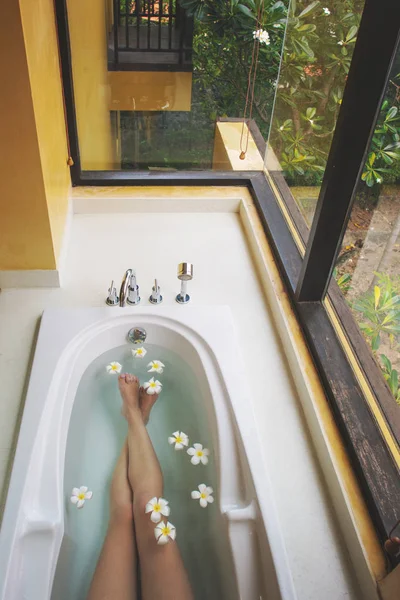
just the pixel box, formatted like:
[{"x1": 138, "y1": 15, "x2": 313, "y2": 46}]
[{"x1": 0, "y1": 306, "x2": 296, "y2": 600}]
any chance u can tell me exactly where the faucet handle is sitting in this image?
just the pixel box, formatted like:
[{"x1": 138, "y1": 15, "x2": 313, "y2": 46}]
[
  {"x1": 106, "y1": 280, "x2": 119, "y2": 306},
  {"x1": 127, "y1": 273, "x2": 140, "y2": 305},
  {"x1": 149, "y1": 279, "x2": 163, "y2": 304},
  {"x1": 176, "y1": 262, "x2": 193, "y2": 304}
]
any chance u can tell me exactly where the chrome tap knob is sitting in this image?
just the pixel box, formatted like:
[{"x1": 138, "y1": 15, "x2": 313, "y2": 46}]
[
  {"x1": 127, "y1": 272, "x2": 140, "y2": 306},
  {"x1": 149, "y1": 279, "x2": 163, "y2": 304},
  {"x1": 176, "y1": 262, "x2": 193, "y2": 304},
  {"x1": 106, "y1": 280, "x2": 119, "y2": 306}
]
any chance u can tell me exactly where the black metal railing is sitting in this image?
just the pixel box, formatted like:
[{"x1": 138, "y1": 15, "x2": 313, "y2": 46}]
[{"x1": 110, "y1": 0, "x2": 193, "y2": 71}]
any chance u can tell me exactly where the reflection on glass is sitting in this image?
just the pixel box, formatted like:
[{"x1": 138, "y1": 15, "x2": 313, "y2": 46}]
[
  {"x1": 334, "y1": 43, "x2": 400, "y2": 411},
  {"x1": 67, "y1": 0, "x2": 288, "y2": 171},
  {"x1": 266, "y1": 0, "x2": 365, "y2": 228}
]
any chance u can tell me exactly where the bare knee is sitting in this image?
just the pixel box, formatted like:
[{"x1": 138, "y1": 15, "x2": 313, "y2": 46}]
[
  {"x1": 133, "y1": 491, "x2": 166, "y2": 545},
  {"x1": 133, "y1": 491, "x2": 155, "y2": 517},
  {"x1": 110, "y1": 502, "x2": 134, "y2": 527}
]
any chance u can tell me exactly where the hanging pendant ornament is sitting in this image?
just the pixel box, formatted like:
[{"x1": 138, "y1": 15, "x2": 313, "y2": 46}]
[
  {"x1": 239, "y1": 1, "x2": 265, "y2": 160},
  {"x1": 384, "y1": 518, "x2": 400, "y2": 557}
]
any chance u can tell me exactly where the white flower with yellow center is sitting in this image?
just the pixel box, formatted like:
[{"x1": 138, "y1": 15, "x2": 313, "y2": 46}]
[
  {"x1": 70, "y1": 486, "x2": 93, "y2": 509},
  {"x1": 187, "y1": 443, "x2": 210, "y2": 465},
  {"x1": 253, "y1": 29, "x2": 270, "y2": 45},
  {"x1": 147, "y1": 360, "x2": 165, "y2": 374},
  {"x1": 143, "y1": 377, "x2": 162, "y2": 395},
  {"x1": 145, "y1": 496, "x2": 170, "y2": 523},
  {"x1": 154, "y1": 520, "x2": 176, "y2": 545},
  {"x1": 191, "y1": 484, "x2": 214, "y2": 508},
  {"x1": 168, "y1": 431, "x2": 189, "y2": 450},
  {"x1": 106, "y1": 362, "x2": 122, "y2": 374},
  {"x1": 132, "y1": 347, "x2": 147, "y2": 358}
]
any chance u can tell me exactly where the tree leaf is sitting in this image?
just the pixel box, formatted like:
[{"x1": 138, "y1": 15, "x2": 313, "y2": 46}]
[
  {"x1": 389, "y1": 369, "x2": 399, "y2": 396},
  {"x1": 365, "y1": 172, "x2": 374, "y2": 187},
  {"x1": 345, "y1": 25, "x2": 358, "y2": 42},
  {"x1": 380, "y1": 354, "x2": 392, "y2": 373},
  {"x1": 306, "y1": 107, "x2": 316, "y2": 119},
  {"x1": 237, "y1": 4, "x2": 256, "y2": 19},
  {"x1": 298, "y1": 1, "x2": 320, "y2": 18},
  {"x1": 374, "y1": 285, "x2": 381, "y2": 309},
  {"x1": 387, "y1": 106, "x2": 398, "y2": 120},
  {"x1": 297, "y1": 24, "x2": 317, "y2": 32},
  {"x1": 371, "y1": 333, "x2": 381, "y2": 352},
  {"x1": 271, "y1": 1, "x2": 286, "y2": 11}
]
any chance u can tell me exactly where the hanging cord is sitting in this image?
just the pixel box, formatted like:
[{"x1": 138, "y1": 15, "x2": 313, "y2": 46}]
[{"x1": 239, "y1": 1, "x2": 265, "y2": 159}]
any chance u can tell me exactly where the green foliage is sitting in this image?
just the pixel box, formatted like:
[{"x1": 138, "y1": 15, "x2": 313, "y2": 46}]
[
  {"x1": 380, "y1": 354, "x2": 400, "y2": 405},
  {"x1": 269, "y1": 0, "x2": 400, "y2": 188},
  {"x1": 361, "y1": 102, "x2": 400, "y2": 187},
  {"x1": 352, "y1": 274, "x2": 400, "y2": 352},
  {"x1": 349, "y1": 272, "x2": 400, "y2": 406},
  {"x1": 375, "y1": 271, "x2": 400, "y2": 296},
  {"x1": 180, "y1": 0, "x2": 288, "y2": 139},
  {"x1": 333, "y1": 268, "x2": 351, "y2": 293}
]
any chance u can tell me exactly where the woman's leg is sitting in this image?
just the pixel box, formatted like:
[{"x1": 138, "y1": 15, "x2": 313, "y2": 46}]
[
  {"x1": 87, "y1": 442, "x2": 138, "y2": 600},
  {"x1": 119, "y1": 375, "x2": 194, "y2": 600}
]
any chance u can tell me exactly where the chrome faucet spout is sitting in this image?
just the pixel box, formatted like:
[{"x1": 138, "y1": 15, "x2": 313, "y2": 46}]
[{"x1": 119, "y1": 269, "x2": 133, "y2": 307}]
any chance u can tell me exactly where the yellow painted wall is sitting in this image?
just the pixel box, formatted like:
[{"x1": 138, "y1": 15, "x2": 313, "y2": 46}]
[
  {"x1": 0, "y1": 2, "x2": 56, "y2": 270},
  {"x1": 109, "y1": 71, "x2": 193, "y2": 112},
  {"x1": 212, "y1": 124, "x2": 232, "y2": 171},
  {"x1": 19, "y1": 0, "x2": 71, "y2": 263},
  {"x1": 67, "y1": 0, "x2": 116, "y2": 170}
]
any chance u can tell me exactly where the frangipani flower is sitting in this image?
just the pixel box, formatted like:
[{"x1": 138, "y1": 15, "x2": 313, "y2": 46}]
[
  {"x1": 191, "y1": 484, "x2": 214, "y2": 508},
  {"x1": 147, "y1": 360, "x2": 165, "y2": 374},
  {"x1": 70, "y1": 486, "x2": 93, "y2": 508},
  {"x1": 145, "y1": 497, "x2": 170, "y2": 523},
  {"x1": 143, "y1": 377, "x2": 162, "y2": 395},
  {"x1": 168, "y1": 431, "x2": 189, "y2": 450},
  {"x1": 253, "y1": 29, "x2": 270, "y2": 45},
  {"x1": 132, "y1": 347, "x2": 147, "y2": 358},
  {"x1": 187, "y1": 443, "x2": 210, "y2": 465},
  {"x1": 154, "y1": 520, "x2": 176, "y2": 545},
  {"x1": 106, "y1": 362, "x2": 122, "y2": 374}
]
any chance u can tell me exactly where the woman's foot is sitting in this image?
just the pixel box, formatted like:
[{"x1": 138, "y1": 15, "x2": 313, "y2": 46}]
[
  {"x1": 139, "y1": 385, "x2": 160, "y2": 425},
  {"x1": 118, "y1": 373, "x2": 141, "y2": 422},
  {"x1": 118, "y1": 373, "x2": 159, "y2": 425}
]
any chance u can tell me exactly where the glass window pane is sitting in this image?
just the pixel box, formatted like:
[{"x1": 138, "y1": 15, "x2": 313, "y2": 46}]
[
  {"x1": 333, "y1": 41, "x2": 400, "y2": 426},
  {"x1": 66, "y1": 0, "x2": 288, "y2": 172},
  {"x1": 265, "y1": 0, "x2": 366, "y2": 229}
]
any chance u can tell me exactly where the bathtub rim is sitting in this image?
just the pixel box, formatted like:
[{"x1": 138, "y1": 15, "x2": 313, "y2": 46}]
[{"x1": 0, "y1": 306, "x2": 297, "y2": 600}]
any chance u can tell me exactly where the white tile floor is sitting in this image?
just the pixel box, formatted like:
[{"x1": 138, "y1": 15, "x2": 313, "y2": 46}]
[{"x1": 0, "y1": 212, "x2": 360, "y2": 599}]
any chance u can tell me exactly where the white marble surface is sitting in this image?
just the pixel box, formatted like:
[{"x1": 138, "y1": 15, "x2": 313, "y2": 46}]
[{"x1": 0, "y1": 212, "x2": 360, "y2": 599}]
